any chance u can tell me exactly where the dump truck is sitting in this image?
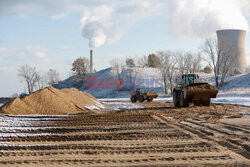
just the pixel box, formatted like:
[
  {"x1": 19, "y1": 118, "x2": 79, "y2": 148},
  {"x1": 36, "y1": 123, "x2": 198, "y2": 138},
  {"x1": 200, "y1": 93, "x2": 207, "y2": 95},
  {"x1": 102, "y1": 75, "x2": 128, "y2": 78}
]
[
  {"x1": 131, "y1": 88, "x2": 158, "y2": 103},
  {"x1": 173, "y1": 74, "x2": 218, "y2": 107}
]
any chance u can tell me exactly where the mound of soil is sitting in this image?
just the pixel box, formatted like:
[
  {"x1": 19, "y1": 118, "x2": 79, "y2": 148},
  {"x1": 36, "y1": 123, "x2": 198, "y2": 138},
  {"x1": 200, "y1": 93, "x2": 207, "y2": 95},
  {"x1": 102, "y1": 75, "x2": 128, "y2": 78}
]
[
  {"x1": 186, "y1": 84, "x2": 218, "y2": 91},
  {"x1": 146, "y1": 92, "x2": 158, "y2": 97},
  {"x1": 0, "y1": 87, "x2": 104, "y2": 115}
]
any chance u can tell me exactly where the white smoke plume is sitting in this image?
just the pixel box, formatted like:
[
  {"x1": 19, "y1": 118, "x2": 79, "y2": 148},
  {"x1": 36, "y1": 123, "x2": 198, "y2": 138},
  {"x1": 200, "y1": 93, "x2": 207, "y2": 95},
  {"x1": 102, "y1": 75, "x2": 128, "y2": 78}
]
[
  {"x1": 169, "y1": 0, "x2": 249, "y2": 39},
  {"x1": 80, "y1": 1, "x2": 165, "y2": 49},
  {"x1": 80, "y1": 5, "x2": 116, "y2": 49}
]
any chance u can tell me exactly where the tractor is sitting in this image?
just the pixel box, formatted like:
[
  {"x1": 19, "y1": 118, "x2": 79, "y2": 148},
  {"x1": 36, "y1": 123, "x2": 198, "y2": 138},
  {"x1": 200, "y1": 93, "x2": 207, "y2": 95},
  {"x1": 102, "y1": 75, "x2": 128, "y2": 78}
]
[
  {"x1": 173, "y1": 74, "x2": 218, "y2": 107},
  {"x1": 130, "y1": 88, "x2": 158, "y2": 103}
]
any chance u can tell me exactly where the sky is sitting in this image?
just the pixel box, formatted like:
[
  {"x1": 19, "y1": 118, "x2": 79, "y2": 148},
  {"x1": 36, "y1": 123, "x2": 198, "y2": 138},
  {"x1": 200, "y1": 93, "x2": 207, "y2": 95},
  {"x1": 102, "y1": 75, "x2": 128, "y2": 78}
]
[{"x1": 0, "y1": 0, "x2": 250, "y2": 97}]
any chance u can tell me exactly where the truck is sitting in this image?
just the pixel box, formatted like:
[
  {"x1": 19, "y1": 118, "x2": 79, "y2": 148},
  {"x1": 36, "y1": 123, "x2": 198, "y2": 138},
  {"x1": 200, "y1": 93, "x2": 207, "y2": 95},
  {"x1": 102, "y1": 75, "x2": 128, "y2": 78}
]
[
  {"x1": 130, "y1": 88, "x2": 158, "y2": 103},
  {"x1": 173, "y1": 74, "x2": 218, "y2": 107}
]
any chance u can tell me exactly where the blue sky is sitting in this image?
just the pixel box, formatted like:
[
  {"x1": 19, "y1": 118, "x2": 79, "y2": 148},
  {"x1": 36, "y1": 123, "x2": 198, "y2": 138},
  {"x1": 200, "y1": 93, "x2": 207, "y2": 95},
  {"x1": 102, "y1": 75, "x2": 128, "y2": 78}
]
[{"x1": 0, "y1": 0, "x2": 250, "y2": 96}]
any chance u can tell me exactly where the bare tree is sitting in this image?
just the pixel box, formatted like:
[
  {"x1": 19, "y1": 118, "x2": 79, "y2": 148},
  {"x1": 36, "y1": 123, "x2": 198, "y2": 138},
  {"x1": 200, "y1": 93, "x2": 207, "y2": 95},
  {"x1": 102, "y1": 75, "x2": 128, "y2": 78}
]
[
  {"x1": 110, "y1": 58, "x2": 125, "y2": 89},
  {"x1": 35, "y1": 73, "x2": 42, "y2": 90},
  {"x1": 200, "y1": 38, "x2": 236, "y2": 86},
  {"x1": 175, "y1": 51, "x2": 201, "y2": 76},
  {"x1": 175, "y1": 50, "x2": 188, "y2": 75},
  {"x1": 47, "y1": 69, "x2": 60, "y2": 86},
  {"x1": 128, "y1": 67, "x2": 140, "y2": 91},
  {"x1": 34, "y1": 73, "x2": 48, "y2": 90},
  {"x1": 136, "y1": 55, "x2": 148, "y2": 67},
  {"x1": 158, "y1": 51, "x2": 176, "y2": 95},
  {"x1": 125, "y1": 58, "x2": 139, "y2": 90},
  {"x1": 17, "y1": 65, "x2": 38, "y2": 94},
  {"x1": 72, "y1": 57, "x2": 89, "y2": 83},
  {"x1": 185, "y1": 52, "x2": 202, "y2": 73},
  {"x1": 200, "y1": 39, "x2": 220, "y2": 86}
]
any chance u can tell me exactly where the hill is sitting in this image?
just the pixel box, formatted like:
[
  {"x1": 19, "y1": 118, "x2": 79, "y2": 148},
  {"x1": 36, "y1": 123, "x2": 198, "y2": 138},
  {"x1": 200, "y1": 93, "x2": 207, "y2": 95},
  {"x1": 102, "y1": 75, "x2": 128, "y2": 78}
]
[
  {"x1": 55, "y1": 67, "x2": 165, "y2": 98},
  {"x1": 55, "y1": 67, "x2": 250, "y2": 106}
]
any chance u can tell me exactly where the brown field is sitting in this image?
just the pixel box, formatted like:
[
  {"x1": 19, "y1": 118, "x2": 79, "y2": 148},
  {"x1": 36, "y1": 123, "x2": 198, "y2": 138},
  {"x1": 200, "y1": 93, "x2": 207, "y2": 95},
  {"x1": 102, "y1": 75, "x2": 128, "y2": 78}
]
[{"x1": 0, "y1": 101, "x2": 249, "y2": 166}]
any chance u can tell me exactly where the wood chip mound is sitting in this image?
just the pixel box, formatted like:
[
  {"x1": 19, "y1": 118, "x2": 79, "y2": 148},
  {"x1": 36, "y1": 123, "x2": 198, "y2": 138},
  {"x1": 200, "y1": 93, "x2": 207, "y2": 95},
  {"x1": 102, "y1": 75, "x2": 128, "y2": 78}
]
[
  {"x1": 0, "y1": 86, "x2": 104, "y2": 115},
  {"x1": 186, "y1": 84, "x2": 218, "y2": 91},
  {"x1": 146, "y1": 92, "x2": 158, "y2": 97}
]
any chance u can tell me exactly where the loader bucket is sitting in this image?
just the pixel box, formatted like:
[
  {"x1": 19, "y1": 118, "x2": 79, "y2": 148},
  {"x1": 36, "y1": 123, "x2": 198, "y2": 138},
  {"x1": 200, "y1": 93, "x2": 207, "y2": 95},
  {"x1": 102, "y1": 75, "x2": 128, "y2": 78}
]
[{"x1": 185, "y1": 83, "x2": 218, "y2": 101}]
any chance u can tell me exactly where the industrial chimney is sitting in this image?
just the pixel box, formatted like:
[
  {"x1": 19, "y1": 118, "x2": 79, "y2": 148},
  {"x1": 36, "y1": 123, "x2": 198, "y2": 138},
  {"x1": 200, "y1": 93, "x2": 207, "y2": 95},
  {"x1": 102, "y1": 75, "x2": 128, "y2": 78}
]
[
  {"x1": 90, "y1": 49, "x2": 94, "y2": 73},
  {"x1": 216, "y1": 29, "x2": 247, "y2": 74}
]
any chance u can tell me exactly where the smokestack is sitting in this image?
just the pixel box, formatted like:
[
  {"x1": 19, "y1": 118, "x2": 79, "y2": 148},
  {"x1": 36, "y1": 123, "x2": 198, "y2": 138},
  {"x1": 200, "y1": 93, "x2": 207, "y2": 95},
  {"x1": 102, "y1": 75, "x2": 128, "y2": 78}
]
[
  {"x1": 90, "y1": 49, "x2": 94, "y2": 73},
  {"x1": 216, "y1": 29, "x2": 247, "y2": 74}
]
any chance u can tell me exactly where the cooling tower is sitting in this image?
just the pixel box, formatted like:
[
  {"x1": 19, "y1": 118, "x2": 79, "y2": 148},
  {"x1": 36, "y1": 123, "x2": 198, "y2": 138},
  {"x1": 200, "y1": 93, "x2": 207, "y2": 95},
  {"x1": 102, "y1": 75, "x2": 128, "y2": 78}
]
[
  {"x1": 90, "y1": 49, "x2": 94, "y2": 73},
  {"x1": 216, "y1": 29, "x2": 247, "y2": 74}
]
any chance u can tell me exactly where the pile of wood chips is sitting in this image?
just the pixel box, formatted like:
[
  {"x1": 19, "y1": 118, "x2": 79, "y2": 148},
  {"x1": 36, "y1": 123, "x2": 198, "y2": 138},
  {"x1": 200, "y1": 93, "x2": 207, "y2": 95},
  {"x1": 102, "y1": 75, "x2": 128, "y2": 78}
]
[{"x1": 0, "y1": 87, "x2": 104, "y2": 115}]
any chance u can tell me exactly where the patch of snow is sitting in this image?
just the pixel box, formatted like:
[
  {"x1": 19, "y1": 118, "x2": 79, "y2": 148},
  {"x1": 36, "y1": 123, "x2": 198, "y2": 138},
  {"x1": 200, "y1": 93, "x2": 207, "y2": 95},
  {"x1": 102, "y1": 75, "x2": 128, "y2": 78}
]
[
  {"x1": 99, "y1": 102, "x2": 143, "y2": 111},
  {"x1": 100, "y1": 95, "x2": 250, "y2": 107},
  {"x1": 99, "y1": 97, "x2": 172, "y2": 102},
  {"x1": 220, "y1": 73, "x2": 250, "y2": 90},
  {"x1": 0, "y1": 142, "x2": 13, "y2": 146},
  {"x1": 212, "y1": 89, "x2": 250, "y2": 107},
  {"x1": 99, "y1": 98, "x2": 129, "y2": 101},
  {"x1": 0, "y1": 126, "x2": 82, "y2": 133},
  {"x1": 239, "y1": 111, "x2": 250, "y2": 115},
  {"x1": 0, "y1": 133, "x2": 52, "y2": 138},
  {"x1": 1, "y1": 114, "x2": 75, "y2": 117},
  {"x1": 212, "y1": 96, "x2": 250, "y2": 107}
]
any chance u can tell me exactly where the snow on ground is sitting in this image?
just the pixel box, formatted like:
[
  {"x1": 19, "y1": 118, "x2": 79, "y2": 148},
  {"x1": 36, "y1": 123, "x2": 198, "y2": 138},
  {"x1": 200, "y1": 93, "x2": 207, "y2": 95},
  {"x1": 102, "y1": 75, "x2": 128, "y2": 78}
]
[
  {"x1": 212, "y1": 89, "x2": 250, "y2": 107},
  {"x1": 0, "y1": 114, "x2": 75, "y2": 127},
  {"x1": 215, "y1": 73, "x2": 250, "y2": 107},
  {"x1": 99, "y1": 93, "x2": 250, "y2": 107},
  {"x1": 0, "y1": 133, "x2": 52, "y2": 138},
  {"x1": 100, "y1": 102, "x2": 143, "y2": 111},
  {"x1": 212, "y1": 96, "x2": 250, "y2": 107},
  {"x1": 220, "y1": 73, "x2": 250, "y2": 90},
  {"x1": 0, "y1": 127, "x2": 81, "y2": 133},
  {"x1": 99, "y1": 97, "x2": 172, "y2": 102}
]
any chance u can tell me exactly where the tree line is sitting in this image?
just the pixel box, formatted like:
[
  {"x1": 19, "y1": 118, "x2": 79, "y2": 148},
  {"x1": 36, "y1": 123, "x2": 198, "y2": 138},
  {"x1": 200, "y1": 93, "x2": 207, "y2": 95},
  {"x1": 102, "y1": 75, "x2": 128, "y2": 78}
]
[
  {"x1": 110, "y1": 37, "x2": 240, "y2": 94},
  {"x1": 17, "y1": 57, "x2": 89, "y2": 95},
  {"x1": 17, "y1": 37, "x2": 239, "y2": 95},
  {"x1": 17, "y1": 66, "x2": 59, "y2": 94}
]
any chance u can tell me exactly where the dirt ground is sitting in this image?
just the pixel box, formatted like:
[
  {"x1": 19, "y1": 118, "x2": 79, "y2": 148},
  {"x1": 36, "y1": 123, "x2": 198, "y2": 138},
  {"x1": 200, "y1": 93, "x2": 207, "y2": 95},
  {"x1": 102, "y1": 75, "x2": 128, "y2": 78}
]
[{"x1": 0, "y1": 101, "x2": 249, "y2": 166}]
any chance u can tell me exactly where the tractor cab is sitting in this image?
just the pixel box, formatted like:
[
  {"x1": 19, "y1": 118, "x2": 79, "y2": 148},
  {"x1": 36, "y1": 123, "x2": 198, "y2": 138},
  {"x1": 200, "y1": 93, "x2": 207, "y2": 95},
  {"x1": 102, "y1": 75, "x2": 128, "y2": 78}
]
[
  {"x1": 181, "y1": 74, "x2": 199, "y2": 86},
  {"x1": 135, "y1": 88, "x2": 144, "y2": 95}
]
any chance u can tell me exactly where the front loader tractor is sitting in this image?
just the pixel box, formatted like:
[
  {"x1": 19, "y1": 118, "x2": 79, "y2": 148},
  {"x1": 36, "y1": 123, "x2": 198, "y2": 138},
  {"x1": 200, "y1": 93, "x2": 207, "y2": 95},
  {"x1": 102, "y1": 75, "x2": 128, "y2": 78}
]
[
  {"x1": 173, "y1": 74, "x2": 218, "y2": 107},
  {"x1": 131, "y1": 88, "x2": 158, "y2": 103}
]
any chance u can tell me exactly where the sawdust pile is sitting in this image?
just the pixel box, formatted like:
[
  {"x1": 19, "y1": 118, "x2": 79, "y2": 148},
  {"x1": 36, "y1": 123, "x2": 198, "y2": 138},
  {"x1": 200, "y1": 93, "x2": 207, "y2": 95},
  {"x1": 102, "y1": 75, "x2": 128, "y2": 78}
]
[
  {"x1": 186, "y1": 84, "x2": 218, "y2": 91},
  {"x1": 0, "y1": 87, "x2": 104, "y2": 115},
  {"x1": 146, "y1": 92, "x2": 158, "y2": 97}
]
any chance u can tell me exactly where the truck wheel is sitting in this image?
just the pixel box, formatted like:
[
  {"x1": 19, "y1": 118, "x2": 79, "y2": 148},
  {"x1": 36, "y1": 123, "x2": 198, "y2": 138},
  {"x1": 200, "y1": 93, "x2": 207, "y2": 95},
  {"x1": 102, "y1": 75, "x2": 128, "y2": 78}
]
[
  {"x1": 130, "y1": 96, "x2": 136, "y2": 103},
  {"x1": 180, "y1": 92, "x2": 189, "y2": 107},
  {"x1": 139, "y1": 95, "x2": 144, "y2": 102},
  {"x1": 202, "y1": 99, "x2": 211, "y2": 106},
  {"x1": 147, "y1": 98, "x2": 153, "y2": 102},
  {"x1": 173, "y1": 91, "x2": 180, "y2": 107}
]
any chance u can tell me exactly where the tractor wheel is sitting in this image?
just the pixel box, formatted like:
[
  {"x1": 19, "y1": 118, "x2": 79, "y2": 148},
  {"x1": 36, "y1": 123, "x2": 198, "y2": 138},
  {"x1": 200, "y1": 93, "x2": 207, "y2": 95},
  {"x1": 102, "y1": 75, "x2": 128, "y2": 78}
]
[
  {"x1": 147, "y1": 98, "x2": 153, "y2": 102},
  {"x1": 180, "y1": 92, "x2": 189, "y2": 107},
  {"x1": 173, "y1": 91, "x2": 180, "y2": 107},
  {"x1": 202, "y1": 99, "x2": 211, "y2": 106},
  {"x1": 139, "y1": 95, "x2": 145, "y2": 102},
  {"x1": 130, "y1": 96, "x2": 137, "y2": 103}
]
